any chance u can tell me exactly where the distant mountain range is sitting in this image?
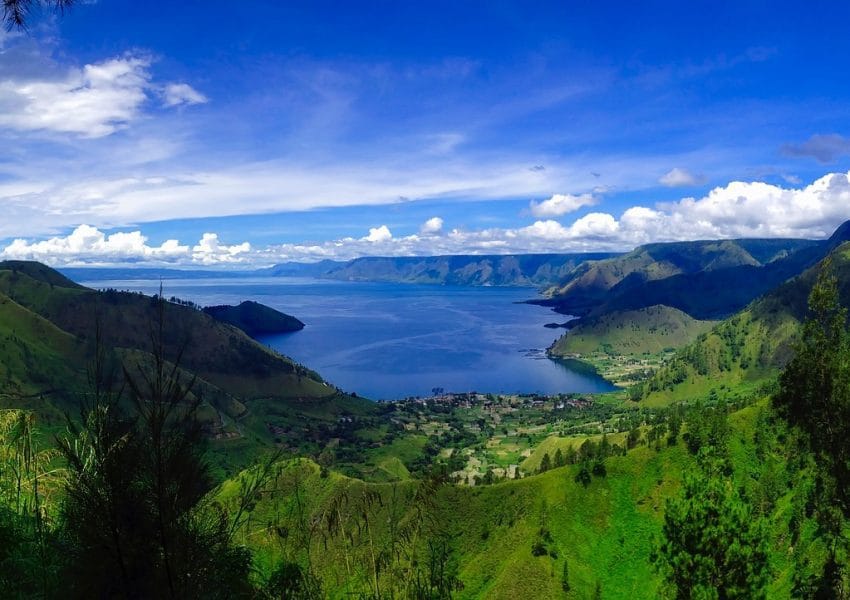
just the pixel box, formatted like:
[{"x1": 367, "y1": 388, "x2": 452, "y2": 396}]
[
  {"x1": 314, "y1": 253, "x2": 619, "y2": 286},
  {"x1": 62, "y1": 253, "x2": 620, "y2": 288}
]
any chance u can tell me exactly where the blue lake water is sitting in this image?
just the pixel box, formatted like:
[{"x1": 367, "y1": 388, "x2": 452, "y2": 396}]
[{"x1": 81, "y1": 278, "x2": 616, "y2": 400}]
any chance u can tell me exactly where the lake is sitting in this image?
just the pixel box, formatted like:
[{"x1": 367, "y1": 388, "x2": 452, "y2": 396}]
[{"x1": 81, "y1": 277, "x2": 616, "y2": 400}]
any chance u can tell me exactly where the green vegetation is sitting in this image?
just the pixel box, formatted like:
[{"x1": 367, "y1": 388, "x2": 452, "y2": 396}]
[
  {"x1": 637, "y1": 241, "x2": 850, "y2": 406},
  {"x1": 544, "y1": 238, "x2": 819, "y2": 316},
  {"x1": 3, "y1": 225, "x2": 850, "y2": 597},
  {"x1": 548, "y1": 305, "x2": 715, "y2": 385},
  {"x1": 203, "y1": 300, "x2": 304, "y2": 335},
  {"x1": 551, "y1": 306, "x2": 715, "y2": 357}
]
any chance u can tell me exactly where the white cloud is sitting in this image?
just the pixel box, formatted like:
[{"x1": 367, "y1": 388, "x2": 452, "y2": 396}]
[
  {"x1": 363, "y1": 225, "x2": 392, "y2": 243},
  {"x1": 0, "y1": 54, "x2": 208, "y2": 138},
  {"x1": 0, "y1": 225, "x2": 252, "y2": 266},
  {"x1": 257, "y1": 172, "x2": 850, "y2": 261},
  {"x1": 659, "y1": 167, "x2": 705, "y2": 187},
  {"x1": 192, "y1": 233, "x2": 251, "y2": 264},
  {"x1": 0, "y1": 56, "x2": 152, "y2": 137},
  {"x1": 2, "y1": 173, "x2": 850, "y2": 266},
  {"x1": 529, "y1": 193, "x2": 596, "y2": 217},
  {"x1": 162, "y1": 83, "x2": 208, "y2": 107},
  {"x1": 420, "y1": 217, "x2": 443, "y2": 235}
]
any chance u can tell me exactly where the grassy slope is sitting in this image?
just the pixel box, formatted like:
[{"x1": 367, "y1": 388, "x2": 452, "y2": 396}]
[
  {"x1": 0, "y1": 291, "x2": 88, "y2": 422},
  {"x1": 228, "y1": 402, "x2": 810, "y2": 599},
  {"x1": 550, "y1": 305, "x2": 716, "y2": 357},
  {"x1": 228, "y1": 397, "x2": 816, "y2": 598},
  {"x1": 0, "y1": 266, "x2": 335, "y2": 401},
  {"x1": 640, "y1": 242, "x2": 850, "y2": 406},
  {"x1": 0, "y1": 262, "x2": 380, "y2": 476}
]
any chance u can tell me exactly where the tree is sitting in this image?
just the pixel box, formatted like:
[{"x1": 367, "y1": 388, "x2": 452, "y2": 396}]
[
  {"x1": 3, "y1": 0, "x2": 73, "y2": 29},
  {"x1": 538, "y1": 452, "x2": 551, "y2": 474},
  {"x1": 57, "y1": 303, "x2": 254, "y2": 598},
  {"x1": 574, "y1": 462, "x2": 591, "y2": 487},
  {"x1": 667, "y1": 408, "x2": 682, "y2": 446},
  {"x1": 561, "y1": 560, "x2": 571, "y2": 592},
  {"x1": 592, "y1": 458, "x2": 606, "y2": 478},
  {"x1": 774, "y1": 260, "x2": 850, "y2": 595},
  {"x1": 774, "y1": 260, "x2": 850, "y2": 510},
  {"x1": 554, "y1": 448, "x2": 565, "y2": 468},
  {"x1": 653, "y1": 449, "x2": 770, "y2": 599}
]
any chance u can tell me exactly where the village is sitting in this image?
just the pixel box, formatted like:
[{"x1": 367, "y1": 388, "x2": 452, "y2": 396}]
[{"x1": 379, "y1": 389, "x2": 634, "y2": 486}]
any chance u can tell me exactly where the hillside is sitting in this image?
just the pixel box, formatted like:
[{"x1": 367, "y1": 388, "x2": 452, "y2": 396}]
[
  {"x1": 317, "y1": 253, "x2": 618, "y2": 286},
  {"x1": 543, "y1": 238, "x2": 820, "y2": 317},
  {"x1": 549, "y1": 305, "x2": 716, "y2": 357},
  {"x1": 0, "y1": 261, "x2": 379, "y2": 472},
  {"x1": 203, "y1": 300, "x2": 305, "y2": 336},
  {"x1": 0, "y1": 291, "x2": 88, "y2": 420},
  {"x1": 218, "y1": 397, "x2": 811, "y2": 599},
  {"x1": 638, "y1": 241, "x2": 850, "y2": 405},
  {"x1": 541, "y1": 225, "x2": 850, "y2": 387}
]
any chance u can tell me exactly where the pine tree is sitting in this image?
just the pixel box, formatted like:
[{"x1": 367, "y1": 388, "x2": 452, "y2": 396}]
[
  {"x1": 653, "y1": 449, "x2": 769, "y2": 599},
  {"x1": 774, "y1": 260, "x2": 850, "y2": 509},
  {"x1": 554, "y1": 448, "x2": 565, "y2": 468},
  {"x1": 57, "y1": 302, "x2": 254, "y2": 598},
  {"x1": 774, "y1": 259, "x2": 850, "y2": 595},
  {"x1": 561, "y1": 559, "x2": 570, "y2": 592}
]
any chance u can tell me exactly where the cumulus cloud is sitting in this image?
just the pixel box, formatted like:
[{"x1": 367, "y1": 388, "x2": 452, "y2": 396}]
[
  {"x1": 2, "y1": 173, "x2": 850, "y2": 266},
  {"x1": 0, "y1": 225, "x2": 251, "y2": 266},
  {"x1": 782, "y1": 134, "x2": 850, "y2": 164},
  {"x1": 192, "y1": 233, "x2": 251, "y2": 264},
  {"x1": 162, "y1": 82, "x2": 208, "y2": 107},
  {"x1": 258, "y1": 172, "x2": 850, "y2": 260},
  {"x1": 0, "y1": 56, "x2": 152, "y2": 137},
  {"x1": 363, "y1": 225, "x2": 392, "y2": 243},
  {"x1": 659, "y1": 167, "x2": 705, "y2": 187},
  {"x1": 0, "y1": 54, "x2": 208, "y2": 137},
  {"x1": 420, "y1": 217, "x2": 443, "y2": 235},
  {"x1": 528, "y1": 193, "x2": 596, "y2": 217}
]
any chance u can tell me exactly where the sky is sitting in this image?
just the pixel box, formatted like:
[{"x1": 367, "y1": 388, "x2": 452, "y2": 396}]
[{"x1": 1, "y1": 0, "x2": 850, "y2": 266}]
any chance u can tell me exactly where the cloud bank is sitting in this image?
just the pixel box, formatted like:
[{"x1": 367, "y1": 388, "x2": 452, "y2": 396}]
[
  {"x1": 2, "y1": 172, "x2": 849, "y2": 266},
  {"x1": 1, "y1": 225, "x2": 250, "y2": 265}
]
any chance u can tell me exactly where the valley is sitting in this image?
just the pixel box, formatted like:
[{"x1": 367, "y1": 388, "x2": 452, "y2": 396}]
[{"x1": 3, "y1": 223, "x2": 850, "y2": 598}]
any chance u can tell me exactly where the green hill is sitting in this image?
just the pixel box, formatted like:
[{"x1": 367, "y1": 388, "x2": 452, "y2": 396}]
[
  {"x1": 217, "y1": 396, "x2": 813, "y2": 599},
  {"x1": 543, "y1": 239, "x2": 816, "y2": 315},
  {"x1": 549, "y1": 305, "x2": 716, "y2": 357},
  {"x1": 0, "y1": 261, "x2": 379, "y2": 473},
  {"x1": 0, "y1": 291, "x2": 88, "y2": 420},
  {"x1": 541, "y1": 235, "x2": 842, "y2": 320},
  {"x1": 637, "y1": 241, "x2": 850, "y2": 405},
  {"x1": 203, "y1": 300, "x2": 304, "y2": 336}
]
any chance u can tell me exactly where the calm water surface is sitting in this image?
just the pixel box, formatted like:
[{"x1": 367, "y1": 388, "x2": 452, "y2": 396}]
[{"x1": 82, "y1": 278, "x2": 616, "y2": 400}]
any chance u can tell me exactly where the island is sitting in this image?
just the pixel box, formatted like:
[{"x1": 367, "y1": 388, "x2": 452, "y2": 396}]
[{"x1": 203, "y1": 300, "x2": 305, "y2": 336}]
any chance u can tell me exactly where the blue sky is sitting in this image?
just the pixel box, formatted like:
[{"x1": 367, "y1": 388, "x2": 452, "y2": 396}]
[{"x1": 2, "y1": 1, "x2": 850, "y2": 265}]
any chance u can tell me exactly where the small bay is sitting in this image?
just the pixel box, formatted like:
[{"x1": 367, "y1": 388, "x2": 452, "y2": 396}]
[{"x1": 81, "y1": 277, "x2": 616, "y2": 400}]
